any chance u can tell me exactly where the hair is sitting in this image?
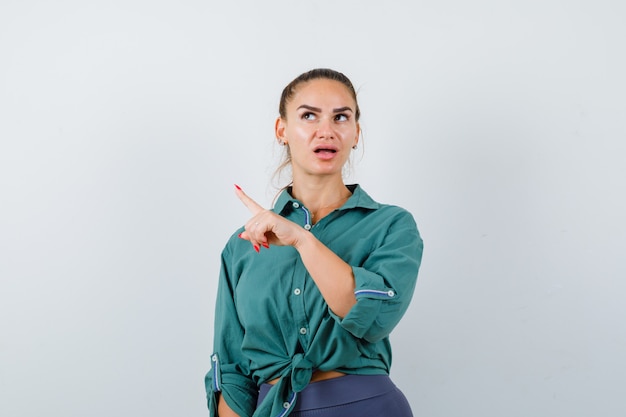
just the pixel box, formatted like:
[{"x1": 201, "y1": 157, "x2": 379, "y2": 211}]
[
  {"x1": 273, "y1": 68, "x2": 361, "y2": 189},
  {"x1": 278, "y1": 68, "x2": 361, "y2": 121}
]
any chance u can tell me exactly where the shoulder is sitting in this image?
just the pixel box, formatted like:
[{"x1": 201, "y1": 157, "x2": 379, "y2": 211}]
[
  {"x1": 369, "y1": 204, "x2": 419, "y2": 235},
  {"x1": 220, "y1": 226, "x2": 246, "y2": 258},
  {"x1": 350, "y1": 185, "x2": 418, "y2": 224}
]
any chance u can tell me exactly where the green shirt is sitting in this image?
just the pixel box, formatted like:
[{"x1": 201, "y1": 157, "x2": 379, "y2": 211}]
[{"x1": 205, "y1": 185, "x2": 423, "y2": 417}]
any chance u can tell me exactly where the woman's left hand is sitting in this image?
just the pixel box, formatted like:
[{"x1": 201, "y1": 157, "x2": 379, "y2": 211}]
[{"x1": 235, "y1": 185, "x2": 307, "y2": 252}]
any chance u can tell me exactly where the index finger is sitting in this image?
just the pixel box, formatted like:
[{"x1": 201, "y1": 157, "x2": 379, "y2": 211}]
[{"x1": 234, "y1": 184, "x2": 265, "y2": 215}]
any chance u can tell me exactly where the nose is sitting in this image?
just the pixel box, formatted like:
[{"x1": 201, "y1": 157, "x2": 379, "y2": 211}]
[{"x1": 316, "y1": 116, "x2": 335, "y2": 139}]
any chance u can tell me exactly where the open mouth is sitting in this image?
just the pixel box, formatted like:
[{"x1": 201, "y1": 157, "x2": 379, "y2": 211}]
[{"x1": 314, "y1": 148, "x2": 337, "y2": 154}]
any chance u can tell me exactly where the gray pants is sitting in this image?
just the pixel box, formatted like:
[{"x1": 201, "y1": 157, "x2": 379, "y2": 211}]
[{"x1": 257, "y1": 374, "x2": 413, "y2": 417}]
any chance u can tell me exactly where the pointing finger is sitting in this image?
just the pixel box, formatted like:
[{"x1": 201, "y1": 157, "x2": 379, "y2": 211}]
[{"x1": 234, "y1": 184, "x2": 264, "y2": 215}]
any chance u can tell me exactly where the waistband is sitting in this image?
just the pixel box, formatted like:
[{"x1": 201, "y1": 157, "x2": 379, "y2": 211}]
[{"x1": 257, "y1": 374, "x2": 396, "y2": 411}]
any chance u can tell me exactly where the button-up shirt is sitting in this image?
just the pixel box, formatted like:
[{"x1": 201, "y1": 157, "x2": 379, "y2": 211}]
[{"x1": 205, "y1": 185, "x2": 423, "y2": 417}]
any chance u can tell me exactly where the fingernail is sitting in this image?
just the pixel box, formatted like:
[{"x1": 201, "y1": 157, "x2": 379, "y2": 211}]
[
  {"x1": 238, "y1": 233, "x2": 243, "y2": 239},
  {"x1": 234, "y1": 184, "x2": 242, "y2": 190},
  {"x1": 262, "y1": 242, "x2": 269, "y2": 249},
  {"x1": 253, "y1": 244, "x2": 260, "y2": 253}
]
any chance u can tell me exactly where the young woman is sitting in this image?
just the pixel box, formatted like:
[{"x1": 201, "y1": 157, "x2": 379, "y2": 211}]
[{"x1": 205, "y1": 68, "x2": 423, "y2": 417}]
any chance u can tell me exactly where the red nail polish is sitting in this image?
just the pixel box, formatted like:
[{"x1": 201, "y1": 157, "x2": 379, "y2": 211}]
[
  {"x1": 234, "y1": 184, "x2": 242, "y2": 190},
  {"x1": 253, "y1": 244, "x2": 260, "y2": 253},
  {"x1": 238, "y1": 233, "x2": 243, "y2": 239},
  {"x1": 262, "y1": 242, "x2": 269, "y2": 249}
]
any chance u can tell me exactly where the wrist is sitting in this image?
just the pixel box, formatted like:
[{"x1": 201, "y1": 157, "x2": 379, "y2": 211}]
[{"x1": 293, "y1": 227, "x2": 315, "y2": 252}]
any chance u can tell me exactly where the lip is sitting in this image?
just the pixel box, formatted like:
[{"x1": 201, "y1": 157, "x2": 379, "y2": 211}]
[
  {"x1": 313, "y1": 145, "x2": 339, "y2": 161},
  {"x1": 313, "y1": 144, "x2": 339, "y2": 153}
]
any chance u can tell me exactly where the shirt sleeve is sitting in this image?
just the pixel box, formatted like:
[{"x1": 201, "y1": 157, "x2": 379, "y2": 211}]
[
  {"x1": 205, "y1": 245, "x2": 257, "y2": 417},
  {"x1": 331, "y1": 208, "x2": 423, "y2": 343}
]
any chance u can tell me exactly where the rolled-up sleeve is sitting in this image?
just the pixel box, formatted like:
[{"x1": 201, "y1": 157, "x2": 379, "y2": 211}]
[
  {"x1": 332, "y1": 209, "x2": 423, "y2": 343},
  {"x1": 205, "y1": 246, "x2": 257, "y2": 417}
]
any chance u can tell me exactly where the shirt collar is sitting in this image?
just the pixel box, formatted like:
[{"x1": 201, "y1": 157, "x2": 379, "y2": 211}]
[{"x1": 273, "y1": 184, "x2": 380, "y2": 215}]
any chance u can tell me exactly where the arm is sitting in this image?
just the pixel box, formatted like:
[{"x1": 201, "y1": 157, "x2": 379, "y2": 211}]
[
  {"x1": 205, "y1": 246, "x2": 257, "y2": 417},
  {"x1": 234, "y1": 186, "x2": 422, "y2": 329},
  {"x1": 218, "y1": 394, "x2": 241, "y2": 417},
  {"x1": 293, "y1": 232, "x2": 356, "y2": 318},
  {"x1": 294, "y1": 209, "x2": 423, "y2": 339},
  {"x1": 333, "y1": 209, "x2": 423, "y2": 342}
]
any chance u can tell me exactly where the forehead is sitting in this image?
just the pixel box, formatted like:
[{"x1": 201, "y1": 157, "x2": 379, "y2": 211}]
[{"x1": 288, "y1": 78, "x2": 355, "y2": 109}]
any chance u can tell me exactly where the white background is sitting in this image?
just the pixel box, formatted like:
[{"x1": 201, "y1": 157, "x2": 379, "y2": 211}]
[{"x1": 1, "y1": 1, "x2": 625, "y2": 416}]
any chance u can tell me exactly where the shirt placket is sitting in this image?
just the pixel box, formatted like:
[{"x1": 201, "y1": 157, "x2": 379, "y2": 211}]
[{"x1": 288, "y1": 200, "x2": 311, "y2": 347}]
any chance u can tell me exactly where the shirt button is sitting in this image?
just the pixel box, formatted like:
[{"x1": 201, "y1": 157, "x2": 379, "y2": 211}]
[
  {"x1": 388, "y1": 290, "x2": 395, "y2": 297},
  {"x1": 304, "y1": 224, "x2": 311, "y2": 230},
  {"x1": 283, "y1": 402, "x2": 290, "y2": 409},
  {"x1": 293, "y1": 288, "x2": 301, "y2": 295},
  {"x1": 211, "y1": 354, "x2": 217, "y2": 362},
  {"x1": 299, "y1": 327, "x2": 307, "y2": 335},
  {"x1": 292, "y1": 202, "x2": 300, "y2": 208}
]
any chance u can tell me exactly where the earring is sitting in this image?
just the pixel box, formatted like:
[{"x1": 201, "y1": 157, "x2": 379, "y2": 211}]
[{"x1": 352, "y1": 144, "x2": 358, "y2": 150}]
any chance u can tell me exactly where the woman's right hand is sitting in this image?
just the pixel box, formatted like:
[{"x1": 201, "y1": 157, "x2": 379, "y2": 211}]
[{"x1": 234, "y1": 185, "x2": 308, "y2": 251}]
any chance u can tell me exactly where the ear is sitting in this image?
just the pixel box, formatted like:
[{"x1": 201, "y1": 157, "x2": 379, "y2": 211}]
[
  {"x1": 353, "y1": 122, "x2": 361, "y2": 148},
  {"x1": 275, "y1": 117, "x2": 287, "y2": 145}
]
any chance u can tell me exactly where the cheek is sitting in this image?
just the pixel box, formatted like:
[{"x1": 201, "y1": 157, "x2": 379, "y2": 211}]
[
  {"x1": 288, "y1": 124, "x2": 313, "y2": 139},
  {"x1": 338, "y1": 125, "x2": 358, "y2": 139}
]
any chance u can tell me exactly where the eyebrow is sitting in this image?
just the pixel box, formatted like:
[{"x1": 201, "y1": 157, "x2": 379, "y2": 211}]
[{"x1": 297, "y1": 104, "x2": 354, "y2": 113}]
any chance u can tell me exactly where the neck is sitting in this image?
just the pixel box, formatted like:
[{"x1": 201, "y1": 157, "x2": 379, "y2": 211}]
[{"x1": 290, "y1": 176, "x2": 352, "y2": 223}]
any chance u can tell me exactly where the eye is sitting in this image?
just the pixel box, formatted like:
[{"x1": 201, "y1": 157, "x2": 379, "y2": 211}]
[
  {"x1": 334, "y1": 114, "x2": 349, "y2": 122},
  {"x1": 301, "y1": 112, "x2": 316, "y2": 120}
]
